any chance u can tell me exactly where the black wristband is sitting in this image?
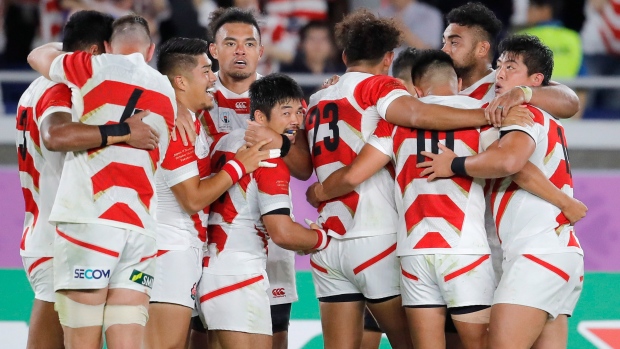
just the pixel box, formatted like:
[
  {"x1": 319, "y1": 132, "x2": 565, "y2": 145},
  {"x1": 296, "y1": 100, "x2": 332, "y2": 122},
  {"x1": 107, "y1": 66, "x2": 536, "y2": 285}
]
[
  {"x1": 450, "y1": 156, "x2": 468, "y2": 177},
  {"x1": 280, "y1": 134, "x2": 291, "y2": 157},
  {"x1": 98, "y1": 123, "x2": 131, "y2": 147}
]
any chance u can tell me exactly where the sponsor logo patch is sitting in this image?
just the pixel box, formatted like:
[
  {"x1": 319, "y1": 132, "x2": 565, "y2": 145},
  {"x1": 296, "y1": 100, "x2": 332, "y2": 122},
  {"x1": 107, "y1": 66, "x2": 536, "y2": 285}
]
[
  {"x1": 129, "y1": 269, "x2": 154, "y2": 288},
  {"x1": 73, "y1": 267, "x2": 111, "y2": 280}
]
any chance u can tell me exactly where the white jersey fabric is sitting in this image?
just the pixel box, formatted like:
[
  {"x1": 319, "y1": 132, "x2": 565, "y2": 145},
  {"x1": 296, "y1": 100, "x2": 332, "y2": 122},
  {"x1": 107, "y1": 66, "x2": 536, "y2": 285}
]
[
  {"x1": 368, "y1": 95, "x2": 496, "y2": 256},
  {"x1": 305, "y1": 72, "x2": 411, "y2": 239},
  {"x1": 156, "y1": 113, "x2": 211, "y2": 250},
  {"x1": 459, "y1": 70, "x2": 496, "y2": 104},
  {"x1": 204, "y1": 129, "x2": 292, "y2": 275},
  {"x1": 492, "y1": 105, "x2": 583, "y2": 260},
  {"x1": 16, "y1": 77, "x2": 73, "y2": 257},
  {"x1": 47, "y1": 51, "x2": 177, "y2": 238}
]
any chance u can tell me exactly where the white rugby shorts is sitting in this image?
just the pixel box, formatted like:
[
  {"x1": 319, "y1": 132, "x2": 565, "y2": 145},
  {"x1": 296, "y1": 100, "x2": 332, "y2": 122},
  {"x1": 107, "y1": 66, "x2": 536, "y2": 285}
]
[
  {"x1": 22, "y1": 256, "x2": 55, "y2": 303},
  {"x1": 197, "y1": 271, "x2": 272, "y2": 335},
  {"x1": 53, "y1": 223, "x2": 156, "y2": 295},
  {"x1": 310, "y1": 234, "x2": 400, "y2": 300},
  {"x1": 400, "y1": 254, "x2": 496, "y2": 308},
  {"x1": 150, "y1": 247, "x2": 203, "y2": 308},
  {"x1": 494, "y1": 252, "x2": 584, "y2": 319},
  {"x1": 266, "y1": 240, "x2": 298, "y2": 306}
]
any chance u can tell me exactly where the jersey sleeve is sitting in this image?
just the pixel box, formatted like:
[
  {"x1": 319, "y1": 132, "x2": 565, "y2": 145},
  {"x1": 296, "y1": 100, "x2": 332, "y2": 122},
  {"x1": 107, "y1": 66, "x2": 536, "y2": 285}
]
[
  {"x1": 499, "y1": 105, "x2": 543, "y2": 144},
  {"x1": 367, "y1": 119, "x2": 395, "y2": 158},
  {"x1": 479, "y1": 125, "x2": 499, "y2": 152},
  {"x1": 254, "y1": 159, "x2": 292, "y2": 215},
  {"x1": 35, "y1": 83, "x2": 73, "y2": 125},
  {"x1": 160, "y1": 127, "x2": 200, "y2": 187},
  {"x1": 49, "y1": 51, "x2": 93, "y2": 89},
  {"x1": 353, "y1": 75, "x2": 411, "y2": 119}
]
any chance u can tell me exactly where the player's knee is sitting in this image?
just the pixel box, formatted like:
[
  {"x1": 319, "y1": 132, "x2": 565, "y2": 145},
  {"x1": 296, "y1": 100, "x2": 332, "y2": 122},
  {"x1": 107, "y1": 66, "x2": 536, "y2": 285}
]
[
  {"x1": 103, "y1": 304, "x2": 149, "y2": 332},
  {"x1": 450, "y1": 305, "x2": 491, "y2": 324},
  {"x1": 54, "y1": 292, "x2": 105, "y2": 328}
]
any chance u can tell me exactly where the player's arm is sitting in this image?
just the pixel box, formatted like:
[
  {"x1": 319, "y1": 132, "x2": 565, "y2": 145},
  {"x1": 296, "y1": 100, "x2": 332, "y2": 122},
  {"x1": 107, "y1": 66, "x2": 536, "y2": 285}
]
[
  {"x1": 263, "y1": 213, "x2": 328, "y2": 252},
  {"x1": 171, "y1": 139, "x2": 276, "y2": 215},
  {"x1": 307, "y1": 143, "x2": 390, "y2": 207},
  {"x1": 41, "y1": 110, "x2": 159, "y2": 151},
  {"x1": 512, "y1": 162, "x2": 587, "y2": 224},
  {"x1": 486, "y1": 83, "x2": 579, "y2": 124},
  {"x1": 27, "y1": 42, "x2": 65, "y2": 80}
]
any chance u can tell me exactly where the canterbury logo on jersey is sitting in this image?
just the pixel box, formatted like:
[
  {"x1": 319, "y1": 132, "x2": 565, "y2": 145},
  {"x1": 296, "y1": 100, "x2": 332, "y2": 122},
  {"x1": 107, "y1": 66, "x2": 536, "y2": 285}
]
[
  {"x1": 235, "y1": 101, "x2": 247, "y2": 109},
  {"x1": 74, "y1": 268, "x2": 111, "y2": 280},
  {"x1": 272, "y1": 288, "x2": 286, "y2": 298}
]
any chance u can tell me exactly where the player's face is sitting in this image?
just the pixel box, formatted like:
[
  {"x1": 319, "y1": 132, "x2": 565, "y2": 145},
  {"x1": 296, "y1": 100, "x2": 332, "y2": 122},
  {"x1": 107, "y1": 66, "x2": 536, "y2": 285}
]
[
  {"x1": 442, "y1": 24, "x2": 478, "y2": 75},
  {"x1": 495, "y1": 52, "x2": 543, "y2": 95},
  {"x1": 184, "y1": 53, "x2": 217, "y2": 112},
  {"x1": 265, "y1": 99, "x2": 303, "y2": 139},
  {"x1": 211, "y1": 23, "x2": 263, "y2": 81}
]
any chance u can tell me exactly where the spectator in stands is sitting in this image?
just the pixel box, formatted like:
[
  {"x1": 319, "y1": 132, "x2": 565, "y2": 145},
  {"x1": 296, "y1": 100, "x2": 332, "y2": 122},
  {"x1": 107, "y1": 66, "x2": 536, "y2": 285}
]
[
  {"x1": 377, "y1": 0, "x2": 443, "y2": 50},
  {"x1": 518, "y1": 0, "x2": 585, "y2": 79},
  {"x1": 264, "y1": 0, "x2": 328, "y2": 32},
  {"x1": 581, "y1": 0, "x2": 620, "y2": 111}
]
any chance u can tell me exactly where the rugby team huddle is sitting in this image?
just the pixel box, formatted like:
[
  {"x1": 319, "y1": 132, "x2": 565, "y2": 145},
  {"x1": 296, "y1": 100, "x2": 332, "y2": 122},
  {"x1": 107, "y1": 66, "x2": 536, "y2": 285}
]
[{"x1": 18, "y1": 2, "x2": 587, "y2": 349}]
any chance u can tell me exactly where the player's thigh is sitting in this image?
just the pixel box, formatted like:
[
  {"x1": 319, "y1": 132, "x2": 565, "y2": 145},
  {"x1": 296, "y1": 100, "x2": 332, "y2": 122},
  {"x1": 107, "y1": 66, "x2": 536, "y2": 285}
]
[
  {"x1": 488, "y1": 303, "x2": 548, "y2": 349},
  {"x1": 198, "y1": 272, "x2": 272, "y2": 336},
  {"x1": 319, "y1": 300, "x2": 366, "y2": 349},
  {"x1": 531, "y1": 314, "x2": 568, "y2": 349},
  {"x1": 150, "y1": 247, "x2": 203, "y2": 308},
  {"x1": 27, "y1": 299, "x2": 64, "y2": 349},
  {"x1": 53, "y1": 223, "x2": 128, "y2": 292},
  {"x1": 145, "y1": 302, "x2": 193, "y2": 349},
  {"x1": 404, "y1": 306, "x2": 446, "y2": 349},
  {"x1": 214, "y1": 330, "x2": 272, "y2": 349},
  {"x1": 23, "y1": 256, "x2": 55, "y2": 302},
  {"x1": 366, "y1": 296, "x2": 412, "y2": 349},
  {"x1": 494, "y1": 252, "x2": 583, "y2": 319}
]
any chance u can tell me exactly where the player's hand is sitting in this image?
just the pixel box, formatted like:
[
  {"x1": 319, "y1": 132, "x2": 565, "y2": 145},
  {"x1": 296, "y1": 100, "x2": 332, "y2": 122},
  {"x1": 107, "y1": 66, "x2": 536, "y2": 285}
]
[
  {"x1": 485, "y1": 87, "x2": 528, "y2": 127},
  {"x1": 125, "y1": 110, "x2": 159, "y2": 150},
  {"x1": 234, "y1": 138, "x2": 279, "y2": 173},
  {"x1": 559, "y1": 197, "x2": 588, "y2": 225},
  {"x1": 298, "y1": 219, "x2": 331, "y2": 255},
  {"x1": 306, "y1": 182, "x2": 325, "y2": 208},
  {"x1": 417, "y1": 143, "x2": 457, "y2": 181},
  {"x1": 501, "y1": 106, "x2": 535, "y2": 128},
  {"x1": 172, "y1": 103, "x2": 196, "y2": 146},
  {"x1": 244, "y1": 120, "x2": 283, "y2": 150},
  {"x1": 321, "y1": 75, "x2": 340, "y2": 89}
]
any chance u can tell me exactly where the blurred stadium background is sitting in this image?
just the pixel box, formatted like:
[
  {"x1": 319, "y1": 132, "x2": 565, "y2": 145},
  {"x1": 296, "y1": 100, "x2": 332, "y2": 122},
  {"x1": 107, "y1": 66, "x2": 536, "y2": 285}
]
[{"x1": 0, "y1": 0, "x2": 619, "y2": 348}]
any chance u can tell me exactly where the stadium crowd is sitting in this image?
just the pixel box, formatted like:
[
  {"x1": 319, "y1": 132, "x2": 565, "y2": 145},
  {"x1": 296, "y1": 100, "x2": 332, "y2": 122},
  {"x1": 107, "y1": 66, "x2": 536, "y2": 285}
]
[{"x1": 16, "y1": 1, "x2": 592, "y2": 349}]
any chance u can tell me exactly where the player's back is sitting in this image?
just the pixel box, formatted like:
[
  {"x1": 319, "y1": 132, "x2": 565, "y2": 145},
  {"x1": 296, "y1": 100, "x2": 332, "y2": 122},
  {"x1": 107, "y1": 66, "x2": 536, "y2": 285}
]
[
  {"x1": 16, "y1": 76, "x2": 72, "y2": 257},
  {"x1": 491, "y1": 105, "x2": 581, "y2": 259},
  {"x1": 48, "y1": 51, "x2": 177, "y2": 236},
  {"x1": 305, "y1": 72, "x2": 410, "y2": 239},
  {"x1": 206, "y1": 129, "x2": 291, "y2": 275},
  {"x1": 372, "y1": 95, "x2": 493, "y2": 256}
]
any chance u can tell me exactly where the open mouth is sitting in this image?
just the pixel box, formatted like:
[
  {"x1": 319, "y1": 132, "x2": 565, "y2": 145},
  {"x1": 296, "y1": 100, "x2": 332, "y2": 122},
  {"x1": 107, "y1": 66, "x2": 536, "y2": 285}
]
[
  {"x1": 206, "y1": 87, "x2": 215, "y2": 96},
  {"x1": 233, "y1": 60, "x2": 247, "y2": 68}
]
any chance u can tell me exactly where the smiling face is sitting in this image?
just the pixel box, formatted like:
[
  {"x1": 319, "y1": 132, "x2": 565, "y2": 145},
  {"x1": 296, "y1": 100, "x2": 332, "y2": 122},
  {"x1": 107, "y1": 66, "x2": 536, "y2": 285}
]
[
  {"x1": 210, "y1": 22, "x2": 263, "y2": 81},
  {"x1": 183, "y1": 53, "x2": 217, "y2": 112},
  {"x1": 256, "y1": 99, "x2": 303, "y2": 137},
  {"x1": 495, "y1": 51, "x2": 544, "y2": 95}
]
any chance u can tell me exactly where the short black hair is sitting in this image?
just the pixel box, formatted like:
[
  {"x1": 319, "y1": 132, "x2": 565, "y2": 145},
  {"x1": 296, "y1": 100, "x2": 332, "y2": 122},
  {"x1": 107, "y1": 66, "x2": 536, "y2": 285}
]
[
  {"x1": 208, "y1": 7, "x2": 261, "y2": 43},
  {"x1": 335, "y1": 9, "x2": 401, "y2": 66},
  {"x1": 299, "y1": 21, "x2": 331, "y2": 43},
  {"x1": 250, "y1": 73, "x2": 304, "y2": 121},
  {"x1": 62, "y1": 10, "x2": 113, "y2": 52},
  {"x1": 157, "y1": 37, "x2": 209, "y2": 78},
  {"x1": 409, "y1": 49, "x2": 455, "y2": 86},
  {"x1": 498, "y1": 34, "x2": 554, "y2": 86},
  {"x1": 111, "y1": 15, "x2": 152, "y2": 43},
  {"x1": 530, "y1": 0, "x2": 562, "y2": 16},
  {"x1": 446, "y1": 3, "x2": 502, "y2": 53},
  {"x1": 392, "y1": 48, "x2": 418, "y2": 80}
]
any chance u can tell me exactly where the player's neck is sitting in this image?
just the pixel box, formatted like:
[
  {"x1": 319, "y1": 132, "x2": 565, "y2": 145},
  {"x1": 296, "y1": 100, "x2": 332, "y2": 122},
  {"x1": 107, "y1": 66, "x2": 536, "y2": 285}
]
[
  {"x1": 218, "y1": 71, "x2": 257, "y2": 95},
  {"x1": 460, "y1": 63, "x2": 494, "y2": 90},
  {"x1": 176, "y1": 95, "x2": 198, "y2": 115}
]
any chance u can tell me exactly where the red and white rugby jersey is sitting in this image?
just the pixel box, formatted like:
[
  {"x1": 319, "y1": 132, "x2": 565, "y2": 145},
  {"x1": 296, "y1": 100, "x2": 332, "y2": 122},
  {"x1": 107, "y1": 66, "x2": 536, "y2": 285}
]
[
  {"x1": 459, "y1": 70, "x2": 496, "y2": 104},
  {"x1": 305, "y1": 72, "x2": 411, "y2": 239},
  {"x1": 491, "y1": 105, "x2": 582, "y2": 259},
  {"x1": 368, "y1": 95, "x2": 496, "y2": 256},
  {"x1": 265, "y1": 0, "x2": 328, "y2": 23},
  {"x1": 202, "y1": 72, "x2": 258, "y2": 145},
  {"x1": 156, "y1": 111, "x2": 212, "y2": 250},
  {"x1": 47, "y1": 51, "x2": 177, "y2": 237},
  {"x1": 204, "y1": 129, "x2": 292, "y2": 275},
  {"x1": 16, "y1": 77, "x2": 72, "y2": 257}
]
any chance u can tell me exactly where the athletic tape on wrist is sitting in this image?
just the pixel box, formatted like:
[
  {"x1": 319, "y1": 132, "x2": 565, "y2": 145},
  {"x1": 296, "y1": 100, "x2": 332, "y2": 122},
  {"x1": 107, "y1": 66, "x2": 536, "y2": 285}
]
[
  {"x1": 98, "y1": 123, "x2": 131, "y2": 147},
  {"x1": 312, "y1": 229, "x2": 329, "y2": 250},
  {"x1": 222, "y1": 159, "x2": 246, "y2": 184},
  {"x1": 450, "y1": 156, "x2": 469, "y2": 177},
  {"x1": 518, "y1": 85, "x2": 533, "y2": 103}
]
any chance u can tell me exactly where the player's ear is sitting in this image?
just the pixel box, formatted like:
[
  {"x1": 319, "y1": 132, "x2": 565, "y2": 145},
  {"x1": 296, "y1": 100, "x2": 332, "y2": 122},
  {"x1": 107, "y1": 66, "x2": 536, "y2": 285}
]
[
  {"x1": 414, "y1": 85, "x2": 424, "y2": 98},
  {"x1": 104, "y1": 41, "x2": 112, "y2": 54},
  {"x1": 145, "y1": 43, "x2": 156, "y2": 63},
  {"x1": 258, "y1": 44, "x2": 265, "y2": 60},
  {"x1": 342, "y1": 51, "x2": 347, "y2": 66},
  {"x1": 173, "y1": 75, "x2": 186, "y2": 91},
  {"x1": 254, "y1": 110, "x2": 267, "y2": 124},
  {"x1": 209, "y1": 43, "x2": 218, "y2": 60},
  {"x1": 530, "y1": 73, "x2": 544, "y2": 87},
  {"x1": 383, "y1": 51, "x2": 395, "y2": 69},
  {"x1": 478, "y1": 41, "x2": 491, "y2": 59}
]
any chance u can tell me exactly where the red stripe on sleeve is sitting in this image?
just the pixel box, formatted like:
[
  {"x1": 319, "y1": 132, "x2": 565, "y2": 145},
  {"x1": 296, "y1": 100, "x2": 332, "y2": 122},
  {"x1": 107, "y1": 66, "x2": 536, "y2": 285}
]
[{"x1": 62, "y1": 51, "x2": 93, "y2": 89}]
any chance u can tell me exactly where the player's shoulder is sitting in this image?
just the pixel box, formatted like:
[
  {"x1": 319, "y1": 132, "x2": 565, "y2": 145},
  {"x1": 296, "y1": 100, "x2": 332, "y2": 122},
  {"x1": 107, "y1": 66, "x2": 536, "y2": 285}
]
[
  {"x1": 215, "y1": 128, "x2": 246, "y2": 151},
  {"x1": 19, "y1": 77, "x2": 64, "y2": 107},
  {"x1": 254, "y1": 157, "x2": 290, "y2": 179},
  {"x1": 524, "y1": 103, "x2": 551, "y2": 125},
  {"x1": 419, "y1": 95, "x2": 483, "y2": 109}
]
